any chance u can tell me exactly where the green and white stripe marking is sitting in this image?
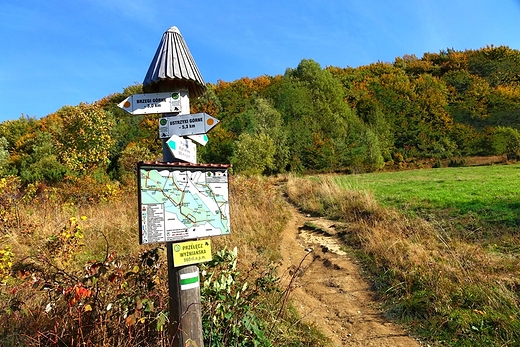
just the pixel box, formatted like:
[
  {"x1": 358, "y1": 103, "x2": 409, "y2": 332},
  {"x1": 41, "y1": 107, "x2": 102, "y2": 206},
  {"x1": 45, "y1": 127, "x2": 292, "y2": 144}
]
[{"x1": 180, "y1": 270, "x2": 199, "y2": 291}]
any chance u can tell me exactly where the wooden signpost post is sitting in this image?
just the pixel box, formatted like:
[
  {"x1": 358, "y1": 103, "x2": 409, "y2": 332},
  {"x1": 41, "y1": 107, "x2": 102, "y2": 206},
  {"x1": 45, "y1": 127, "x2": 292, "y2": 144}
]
[{"x1": 119, "y1": 26, "x2": 229, "y2": 347}]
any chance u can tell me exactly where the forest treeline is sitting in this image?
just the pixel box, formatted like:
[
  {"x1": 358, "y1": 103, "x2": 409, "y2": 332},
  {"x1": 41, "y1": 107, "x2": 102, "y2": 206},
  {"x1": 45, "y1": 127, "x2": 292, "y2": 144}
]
[{"x1": 1, "y1": 45, "x2": 520, "y2": 184}]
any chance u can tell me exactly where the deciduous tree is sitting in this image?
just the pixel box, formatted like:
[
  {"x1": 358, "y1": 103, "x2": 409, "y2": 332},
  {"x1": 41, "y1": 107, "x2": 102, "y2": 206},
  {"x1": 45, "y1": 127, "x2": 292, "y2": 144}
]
[{"x1": 54, "y1": 103, "x2": 116, "y2": 175}]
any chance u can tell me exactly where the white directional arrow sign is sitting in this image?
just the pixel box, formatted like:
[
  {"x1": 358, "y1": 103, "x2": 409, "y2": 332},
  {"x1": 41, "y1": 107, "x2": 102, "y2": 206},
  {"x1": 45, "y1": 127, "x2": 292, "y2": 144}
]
[
  {"x1": 166, "y1": 135, "x2": 197, "y2": 164},
  {"x1": 159, "y1": 113, "x2": 220, "y2": 138},
  {"x1": 117, "y1": 91, "x2": 188, "y2": 115},
  {"x1": 188, "y1": 134, "x2": 209, "y2": 146}
]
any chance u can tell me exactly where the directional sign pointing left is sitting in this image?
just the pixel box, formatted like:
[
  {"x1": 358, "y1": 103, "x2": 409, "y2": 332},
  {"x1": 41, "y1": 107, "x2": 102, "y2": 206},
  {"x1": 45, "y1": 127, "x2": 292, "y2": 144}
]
[
  {"x1": 118, "y1": 91, "x2": 187, "y2": 115},
  {"x1": 166, "y1": 135, "x2": 197, "y2": 164}
]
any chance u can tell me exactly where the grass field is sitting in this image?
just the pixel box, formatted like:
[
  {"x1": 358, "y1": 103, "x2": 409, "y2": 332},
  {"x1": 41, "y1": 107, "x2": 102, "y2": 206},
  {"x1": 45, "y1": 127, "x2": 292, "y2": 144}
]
[{"x1": 334, "y1": 164, "x2": 520, "y2": 228}]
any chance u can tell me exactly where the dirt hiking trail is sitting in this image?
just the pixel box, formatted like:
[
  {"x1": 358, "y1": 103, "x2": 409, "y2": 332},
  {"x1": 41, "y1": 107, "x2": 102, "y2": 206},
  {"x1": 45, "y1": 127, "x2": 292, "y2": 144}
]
[{"x1": 278, "y1": 203, "x2": 423, "y2": 347}]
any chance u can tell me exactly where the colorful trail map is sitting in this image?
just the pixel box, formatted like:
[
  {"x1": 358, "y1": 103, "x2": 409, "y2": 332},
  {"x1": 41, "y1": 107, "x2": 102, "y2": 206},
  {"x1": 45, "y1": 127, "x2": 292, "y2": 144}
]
[{"x1": 138, "y1": 162, "x2": 230, "y2": 244}]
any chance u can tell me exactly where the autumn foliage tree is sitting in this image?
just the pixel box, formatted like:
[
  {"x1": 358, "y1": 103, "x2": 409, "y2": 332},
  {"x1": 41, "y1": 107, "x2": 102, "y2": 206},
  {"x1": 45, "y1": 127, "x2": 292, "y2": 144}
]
[{"x1": 53, "y1": 103, "x2": 116, "y2": 176}]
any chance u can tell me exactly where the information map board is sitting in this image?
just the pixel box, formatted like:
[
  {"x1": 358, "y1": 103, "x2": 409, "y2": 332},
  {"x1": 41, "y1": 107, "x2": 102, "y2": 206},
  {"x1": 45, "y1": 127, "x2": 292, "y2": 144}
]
[{"x1": 138, "y1": 162, "x2": 231, "y2": 244}]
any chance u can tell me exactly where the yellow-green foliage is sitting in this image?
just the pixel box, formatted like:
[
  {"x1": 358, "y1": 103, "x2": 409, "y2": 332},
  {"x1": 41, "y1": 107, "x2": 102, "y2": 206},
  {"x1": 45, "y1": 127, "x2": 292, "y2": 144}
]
[
  {"x1": 54, "y1": 103, "x2": 116, "y2": 175},
  {"x1": 44, "y1": 216, "x2": 86, "y2": 266},
  {"x1": 0, "y1": 244, "x2": 13, "y2": 283},
  {"x1": 117, "y1": 142, "x2": 156, "y2": 183},
  {"x1": 231, "y1": 132, "x2": 276, "y2": 175}
]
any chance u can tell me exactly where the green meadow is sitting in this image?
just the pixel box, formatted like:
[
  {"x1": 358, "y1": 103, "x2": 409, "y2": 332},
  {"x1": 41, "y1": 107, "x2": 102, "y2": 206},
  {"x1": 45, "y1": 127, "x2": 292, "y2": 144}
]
[{"x1": 334, "y1": 164, "x2": 520, "y2": 228}]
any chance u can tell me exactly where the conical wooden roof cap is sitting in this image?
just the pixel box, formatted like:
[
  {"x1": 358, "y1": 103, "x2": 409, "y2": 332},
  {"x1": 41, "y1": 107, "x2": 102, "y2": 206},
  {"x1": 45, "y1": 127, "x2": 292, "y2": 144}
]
[{"x1": 143, "y1": 26, "x2": 206, "y2": 97}]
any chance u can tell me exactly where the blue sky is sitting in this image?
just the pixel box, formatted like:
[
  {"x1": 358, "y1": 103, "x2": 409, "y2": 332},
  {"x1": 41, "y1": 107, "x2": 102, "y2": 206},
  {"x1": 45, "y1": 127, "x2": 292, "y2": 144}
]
[{"x1": 1, "y1": 0, "x2": 519, "y2": 123}]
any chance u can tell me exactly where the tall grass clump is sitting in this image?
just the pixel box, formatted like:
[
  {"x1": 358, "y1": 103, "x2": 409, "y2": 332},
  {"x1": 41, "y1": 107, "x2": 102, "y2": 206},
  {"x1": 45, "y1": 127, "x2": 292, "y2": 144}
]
[
  {"x1": 285, "y1": 174, "x2": 384, "y2": 222},
  {"x1": 285, "y1": 174, "x2": 520, "y2": 346},
  {"x1": 223, "y1": 175, "x2": 291, "y2": 264},
  {"x1": 1, "y1": 174, "x2": 328, "y2": 346}
]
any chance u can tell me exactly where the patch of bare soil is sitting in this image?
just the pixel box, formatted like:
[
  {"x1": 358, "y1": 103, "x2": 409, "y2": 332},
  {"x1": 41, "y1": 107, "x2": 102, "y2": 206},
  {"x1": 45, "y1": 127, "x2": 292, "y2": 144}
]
[{"x1": 278, "y1": 203, "x2": 423, "y2": 347}]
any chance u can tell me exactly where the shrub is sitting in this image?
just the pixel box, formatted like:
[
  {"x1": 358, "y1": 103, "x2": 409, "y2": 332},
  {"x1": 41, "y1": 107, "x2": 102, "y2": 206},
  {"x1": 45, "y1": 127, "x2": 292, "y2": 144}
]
[
  {"x1": 448, "y1": 158, "x2": 467, "y2": 167},
  {"x1": 491, "y1": 126, "x2": 520, "y2": 160},
  {"x1": 117, "y1": 142, "x2": 156, "y2": 183},
  {"x1": 201, "y1": 247, "x2": 274, "y2": 346},
  {"x1": 2, "y1": 244, "x2": 170, "y2": 346}
]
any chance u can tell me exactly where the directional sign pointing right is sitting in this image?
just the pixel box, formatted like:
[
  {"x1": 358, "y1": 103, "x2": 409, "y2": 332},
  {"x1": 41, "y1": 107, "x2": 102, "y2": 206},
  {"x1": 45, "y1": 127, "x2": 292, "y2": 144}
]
[
  {"x1": 159, "y1": 113, "x2": 220, "y2": 138},
  {"x1": 188, "y1": 134, "x2": 209, "y2": 146}
]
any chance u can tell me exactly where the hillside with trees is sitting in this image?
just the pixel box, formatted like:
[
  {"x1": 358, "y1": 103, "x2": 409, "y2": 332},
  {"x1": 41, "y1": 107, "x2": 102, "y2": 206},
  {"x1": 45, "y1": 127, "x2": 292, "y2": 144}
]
[
  {"x1": 195, "y1": 45, "x2": 520, "y2": 173},
  {"x1": 1, "y1": 45, "x2": 520, "y2": 183}
]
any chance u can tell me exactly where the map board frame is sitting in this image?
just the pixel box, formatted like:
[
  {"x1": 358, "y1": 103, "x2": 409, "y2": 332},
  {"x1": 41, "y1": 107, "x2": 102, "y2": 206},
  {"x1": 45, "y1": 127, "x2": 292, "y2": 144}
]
[{"x1": 138, "y1": 161, "x2": 231, "y2": 244}]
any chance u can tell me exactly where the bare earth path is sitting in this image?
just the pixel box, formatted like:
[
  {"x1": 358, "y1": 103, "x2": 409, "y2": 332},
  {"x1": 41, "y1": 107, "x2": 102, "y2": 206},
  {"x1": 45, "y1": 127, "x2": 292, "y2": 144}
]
[{"x1": 278, "y1": 203, "x2": 423, "y2": 347}]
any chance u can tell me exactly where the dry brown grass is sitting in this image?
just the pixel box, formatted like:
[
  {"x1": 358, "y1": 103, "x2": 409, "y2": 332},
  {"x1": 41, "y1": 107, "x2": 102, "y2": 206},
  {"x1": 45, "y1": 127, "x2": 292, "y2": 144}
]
[
  {"x1": 1, "y1": 174, "x2": 307, "y2": 346},
  {"x1": 285, "y1": 173, "x2": 386, "y2": 223},
  {"x1": 5, "y1": 188, "x2": 143, "y2": 271},
  {"x1": 216, "y1": 175, "x2": 290, "y2": 266},
  {"x1": 4, "y1": 174, "x2": 291, "y2": 279},
  {"x1": 1, "y1": 181, "x2": 171, "y2": 346}
]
